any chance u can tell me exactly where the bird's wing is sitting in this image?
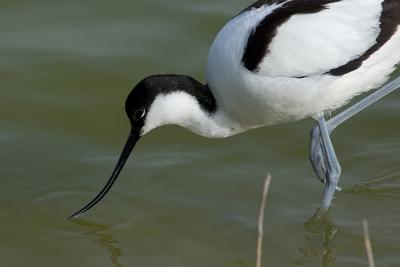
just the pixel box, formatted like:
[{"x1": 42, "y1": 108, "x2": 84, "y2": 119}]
[{"x1": 241, "y1": 0, "x2": 400, "y2": 78}]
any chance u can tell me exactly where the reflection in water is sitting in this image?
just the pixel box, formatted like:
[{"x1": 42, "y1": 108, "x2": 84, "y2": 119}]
[
  {"x1": 300, "y1": 208, "x2": 338, "y2": 267},
  {"x1": 71, "y1": 220, "x2": 124, "y2": 267}
]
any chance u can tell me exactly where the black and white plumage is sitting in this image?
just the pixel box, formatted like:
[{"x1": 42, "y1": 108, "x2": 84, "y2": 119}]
[
  {"x1": 70, "y1": 0, "x2": 400, "y2": 218},
  {"x1": 207, "y1": 0, "x2": 400, "y2": 131}
]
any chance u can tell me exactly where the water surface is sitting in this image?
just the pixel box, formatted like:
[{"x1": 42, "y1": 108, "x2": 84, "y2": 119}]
[{"x1": 1, "y1": 1, "x2": 400, "y2": 266}]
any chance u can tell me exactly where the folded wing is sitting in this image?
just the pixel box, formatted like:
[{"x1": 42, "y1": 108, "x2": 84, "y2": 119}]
[{"x1": 242, "y1": 0, "x2": 399, "y2": 78}]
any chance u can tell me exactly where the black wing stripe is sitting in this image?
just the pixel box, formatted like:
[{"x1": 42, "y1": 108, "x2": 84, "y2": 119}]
[
  {"x1": 242, "y1": 0, "x2": 342, "y2": 72},
  {"x1": 327, "y1": 0, "x2": 400, "y2": 76},
  {"x1": 240, "y1": 0, "x2": 287, "y2": 14}
]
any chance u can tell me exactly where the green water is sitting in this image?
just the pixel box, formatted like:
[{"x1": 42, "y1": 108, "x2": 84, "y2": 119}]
[{"x1": 1, "y1": 1, "x2": 400, "y2": 266}]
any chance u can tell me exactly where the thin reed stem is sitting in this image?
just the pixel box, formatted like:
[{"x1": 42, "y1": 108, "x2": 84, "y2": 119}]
[
  {"x1": 256, "y1": 175, "x2": 272, "y2": 267},
  {"x1": 363, "y1": 220, "x2": 375, "y2": 267}
]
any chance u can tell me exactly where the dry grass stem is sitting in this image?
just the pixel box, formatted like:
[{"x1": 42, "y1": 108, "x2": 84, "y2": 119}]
[
  {"x1": 256, "y1": 174, "x2": 272, "y2": 267},
  {"x1": 363, "y1": 220, "x2": 376, "y2": 267}
]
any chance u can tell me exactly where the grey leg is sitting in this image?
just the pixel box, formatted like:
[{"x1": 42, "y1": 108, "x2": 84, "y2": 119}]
[
  {"x1": 317, "y1": 117, "x2": 341, "y2": 209},
  {"x1": 310, "y1": 126, "x2": 327, "y2": 183},
  {"x1": 310, "y1": 76, "x2": 400, "y2": 207},
  {"x1": 327, "y1": 76, "x2": 400, "y2": 131}
]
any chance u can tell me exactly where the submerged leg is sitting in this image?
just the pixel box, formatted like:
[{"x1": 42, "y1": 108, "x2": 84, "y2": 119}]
[{"x1": 310, "y1": 76, "x2": 400, "y2": 207}]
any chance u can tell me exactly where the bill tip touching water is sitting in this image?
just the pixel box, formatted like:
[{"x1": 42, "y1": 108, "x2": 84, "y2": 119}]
[{"x1": 70, "y1": 0, "x2": 400, "y2": 218}]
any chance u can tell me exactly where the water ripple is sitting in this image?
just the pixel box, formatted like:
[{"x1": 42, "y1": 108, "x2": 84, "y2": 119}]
[{"x1": 342, "y1": 168, "x2": 400, "y2": 198}]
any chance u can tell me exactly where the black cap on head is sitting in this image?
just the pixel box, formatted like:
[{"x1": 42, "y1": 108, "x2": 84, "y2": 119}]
[{"x1": 127, "y1": 74, "x2": 217, "y2": 115}]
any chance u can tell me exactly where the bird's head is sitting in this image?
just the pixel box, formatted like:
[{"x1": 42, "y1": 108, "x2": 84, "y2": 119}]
[{"x1": 69, "y1": 74, "x2": 216, "y2": 218}]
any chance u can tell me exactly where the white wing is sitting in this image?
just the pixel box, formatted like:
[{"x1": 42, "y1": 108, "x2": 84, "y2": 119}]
[{"x1": 248, "y1": 0, "x2": 385, "y2": 77}]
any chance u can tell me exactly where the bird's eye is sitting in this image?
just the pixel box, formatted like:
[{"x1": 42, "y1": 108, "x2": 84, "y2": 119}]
[{"x1": 133, "y1": 109, "x2": 146, "y2": 121}]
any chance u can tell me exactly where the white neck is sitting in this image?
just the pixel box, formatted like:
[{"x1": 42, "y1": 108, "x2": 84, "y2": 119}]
[{"x1": 142, "y1": 91, "x2": 241, "y2": 138}]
